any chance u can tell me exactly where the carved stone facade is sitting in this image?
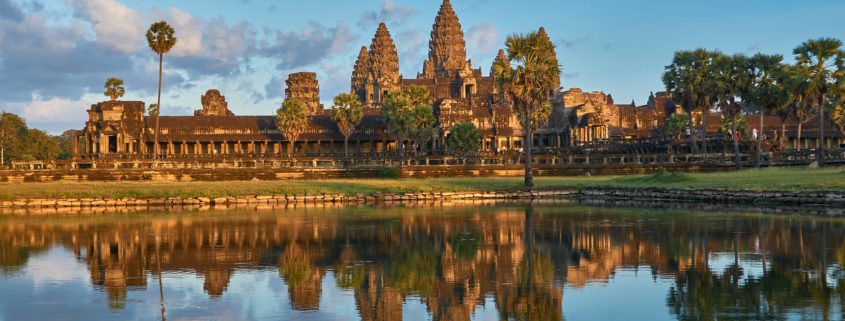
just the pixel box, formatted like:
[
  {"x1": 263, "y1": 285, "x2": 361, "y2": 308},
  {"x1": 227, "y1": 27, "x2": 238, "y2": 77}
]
[
  {"x1": 420, "y1": 0, "x2": 468, "y2": 79},
  {"x1": 285, "y1": 72, "x2": 323, "y2": 114},
  {"x1": 195, "y1": 89, "x2": 234, "y2": 116}
]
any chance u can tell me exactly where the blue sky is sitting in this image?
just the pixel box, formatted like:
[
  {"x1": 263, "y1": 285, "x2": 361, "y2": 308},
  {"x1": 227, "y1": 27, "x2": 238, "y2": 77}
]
[{"x1": 1, "y1": 0, "x2": 844, "y2": 133}]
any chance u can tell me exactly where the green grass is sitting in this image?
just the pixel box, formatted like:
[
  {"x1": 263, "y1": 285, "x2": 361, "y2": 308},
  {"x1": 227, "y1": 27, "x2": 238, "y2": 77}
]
[{"x1": 1, "y1": 167, "x2": 843, "y2": 200}]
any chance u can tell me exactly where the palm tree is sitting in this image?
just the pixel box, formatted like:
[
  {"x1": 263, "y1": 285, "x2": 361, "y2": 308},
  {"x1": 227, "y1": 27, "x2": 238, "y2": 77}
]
[
  {"x1": 713, "y1": 53, "x2": 751, "y2": 169},
  {"x1": 745, "y1": 54, "x2": 786, "y2": 168},
  {"x1": 662, "y1": 49, "x2": 719, "y2": 156},
  {"x1": 146, "y1": 21, "x2": 177, "y2": 159},
  {"x1": 103, "y1": 78, "x2": 125, "y2": 101},
  {"x1": 276, "y1": 98, "x2": 309, "y2": 159},
  {"x1": 792, "y1": 38, "x2": 845, "y2": 167},
  {"x1": 329, "y1": 93, "x2": 364, "y2": 157},
  {"x1": 492, "y1": 29, "x2": 560, "y2": 189}
]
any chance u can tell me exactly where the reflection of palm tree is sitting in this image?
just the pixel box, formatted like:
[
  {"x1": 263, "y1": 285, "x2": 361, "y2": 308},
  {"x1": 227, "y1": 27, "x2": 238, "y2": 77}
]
[{"x1": 156, "y1": 243, "x2": 166, "y2": 321}]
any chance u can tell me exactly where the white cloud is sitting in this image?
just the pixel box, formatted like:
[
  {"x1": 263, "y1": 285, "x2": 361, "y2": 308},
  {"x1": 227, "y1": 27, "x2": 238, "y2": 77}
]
[
  {"x1": 466, "y1": 22, "x2": 498, "y2": 56},
  {"x1": 65, "y1": 0, "x2": 145, "y2": 53},
  {"x1": 2, "y1": 93, "x2": 91, "y2": 133},
  {"x1": 358, "y1": 0, "x2": 416, "y2": 29}
]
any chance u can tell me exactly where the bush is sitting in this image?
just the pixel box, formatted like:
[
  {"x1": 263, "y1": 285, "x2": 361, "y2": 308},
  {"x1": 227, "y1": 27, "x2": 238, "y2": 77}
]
[{"x1": 377, "y1": 167, "x2": 400, "y2": 179}]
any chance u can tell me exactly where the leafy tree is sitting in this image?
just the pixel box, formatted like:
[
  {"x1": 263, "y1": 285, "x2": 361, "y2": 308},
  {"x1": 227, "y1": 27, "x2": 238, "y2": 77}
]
[
  {"x1": 56, "y1": 130, "x2": 76, "y2": 160},
  {"x1": 146, "y1": 21, "x2": 177, "y2": 159},
  {"x1": 665, "y1": 112, "x2": 691, "y2": 154},
  {"x1": 719, "y1": 114, "x2": 748, "y2": 141},
  {"x1": 446, "y1": 122, "x2": 481, "y2": 163},
  {"x1": 276, "y1": 98, "x2": 309, "y2": 158},
  {"x1": 0, "y1": 112, "x2": 26, "y2": 166},
  {"x1": 745, "y1": 54, "x2": 787, "y2": 168},
  {"x1": 792, "y1": 37, "x2": 844, "y2": 167},
  {"x1": 329, "y1": 93, "x2": 364, "y2": 157},
  {"x1": 492, "y1": 29, "x2": 560, "y2": 189},
  {"x1": 383, "y1": 86, "x2": 434, "y2": 161},
  {"x1": 103, "y1": 77, "x2": 125, "y2": 101},
  {"x1": 663, "y1": 49, "x2": 720, "y2": 155},
  {"x1": 18, "y1": 129, "x2": 60, "y2": 161}
]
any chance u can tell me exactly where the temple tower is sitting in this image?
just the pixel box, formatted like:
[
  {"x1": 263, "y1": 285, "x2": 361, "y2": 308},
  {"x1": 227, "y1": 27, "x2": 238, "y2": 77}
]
[
  {"x1": 285, "y1": 72, "x2": 322, "y2": 114},
  {"x1": 421, "y1": 0, "x2": 468, "y2": 79},
  {"x1": 195, "y1": 89, "x2": 234, "y2": 116},
  {"x1": 368, "y1": 23, "x2": 400, "y2": 103},
  {"x1": 351, "y1": 46, "x2": 373, "y2": 104}
]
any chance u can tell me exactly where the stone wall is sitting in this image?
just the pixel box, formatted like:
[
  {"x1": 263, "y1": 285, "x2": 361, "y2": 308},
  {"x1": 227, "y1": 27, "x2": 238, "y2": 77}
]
[{"x1": 0, "y1": 163, "x2": 732, "y2": 183}]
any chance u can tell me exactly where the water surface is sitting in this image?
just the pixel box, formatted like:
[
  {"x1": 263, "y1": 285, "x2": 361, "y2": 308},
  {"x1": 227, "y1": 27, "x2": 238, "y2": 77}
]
[{"x1": 0, "y1": 203, "x2": 843, "y2": 320}]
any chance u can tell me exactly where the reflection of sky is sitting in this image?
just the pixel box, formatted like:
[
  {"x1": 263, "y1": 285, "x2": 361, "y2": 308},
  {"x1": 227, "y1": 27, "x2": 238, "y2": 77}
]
[
  {"x1": 708, "y1": 252, "x2": 768, "y2": 283},
  {"x1": 563, "y1": 267, "x2": 675, "y2": 321}
]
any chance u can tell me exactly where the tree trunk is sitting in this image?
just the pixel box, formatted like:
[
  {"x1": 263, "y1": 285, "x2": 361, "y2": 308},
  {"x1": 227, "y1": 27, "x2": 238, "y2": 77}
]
[
  {"x1": 732, "y1": 117, "x2": 741, "y2": 170},
  {"x1": 397, "y1": 135, "x2": 405, "y2": 166},
  {"x1": 155, "y1": 53, "x2": 163, "y2": 161},
  {"x1": 523, "y1": 112, "x2": 534, "y2": 190},
  {"x1": 701, "y1": 109, "x2": 708, "y2": 157},
  {"x1": 755, "y1": 112, "x2": 763, "y2": 169},
  {"x1": 818, "y1": 96, "x2": 826, "y2": 168},
  {"x1": 289, "y1": 140, "x2": 294, "y2": 159},
  {"x1": 688, "y1": 123, "x2": 697, "y2": 155},
  {"x1": 1, "y1": 147, "x2": 3, "y2": 167},
  {"x1": 343, "y1": 136, "x2": 349, "y2": 158},
  {"x1": 797, "y1": 123, "x2": 803, "y2": 151},
  {"x1": 780, "y1": 123, "x2": 787, "y2": 150}
]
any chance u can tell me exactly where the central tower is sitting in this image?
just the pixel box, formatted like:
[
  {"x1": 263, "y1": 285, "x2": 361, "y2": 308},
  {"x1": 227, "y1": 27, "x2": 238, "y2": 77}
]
[{"x1": 420, "y1": 0, "x2": 468, "y2": 79}]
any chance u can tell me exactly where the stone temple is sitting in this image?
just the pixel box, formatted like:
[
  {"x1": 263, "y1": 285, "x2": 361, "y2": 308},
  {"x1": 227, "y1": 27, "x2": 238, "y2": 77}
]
[{"x1": 72, "y1": 0, "x2": 842, "y2": 163}]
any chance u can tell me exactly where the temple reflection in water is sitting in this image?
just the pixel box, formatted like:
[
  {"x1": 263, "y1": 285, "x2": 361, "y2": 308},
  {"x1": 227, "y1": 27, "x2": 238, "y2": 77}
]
[{"x1": 1, "y1": 204, "x2": 844, "y2": 320}]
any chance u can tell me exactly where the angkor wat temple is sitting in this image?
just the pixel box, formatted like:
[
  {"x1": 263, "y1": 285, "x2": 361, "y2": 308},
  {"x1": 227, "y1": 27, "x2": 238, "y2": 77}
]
[{"x1": 73, "y1": 0, "x2": 842, "y2": 163}]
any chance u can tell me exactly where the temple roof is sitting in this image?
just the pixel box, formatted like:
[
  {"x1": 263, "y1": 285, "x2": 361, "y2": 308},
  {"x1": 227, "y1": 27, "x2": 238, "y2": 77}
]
[{"x1": 369, "y1": 23, "x2": 400, "y2": 90}]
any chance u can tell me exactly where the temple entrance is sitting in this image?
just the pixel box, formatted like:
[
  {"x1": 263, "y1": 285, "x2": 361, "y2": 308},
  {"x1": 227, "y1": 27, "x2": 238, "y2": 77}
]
[
  {"x1": 464, "y1": 84, "x2": 474, "y2": 98},
  {"x1": 107, "y1": 135, "x2": 117, "y2": 153}
]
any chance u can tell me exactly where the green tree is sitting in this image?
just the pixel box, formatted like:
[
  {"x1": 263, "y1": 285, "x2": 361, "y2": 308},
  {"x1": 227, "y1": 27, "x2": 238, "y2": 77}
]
[
  {"x1": 492, "y1": 29, "x2": 560, "y2": 189},
  {"x1": 745, "y1": 54, "x2": 787, "y2": 168},
  {"x1": 408, "y1": 104, "x2": 436, "y2": 157},
  {"x1": 103, "y1": 77, "x2": 125, "y2": 101},
  {"x1": 713, "y1": 53, "x2": 751, "y2": 169},
  {"x1": 56, "y1": 130, "x2": 76, "y2": 160},
  {"x1": 663, "y1": 49, "x2": 720, "y2": 155},
  {"x1": 446, "y1": 122, "x2": 481, "y2": 164},
  {"x1": 792, "y1": 38, "x2": 844, "y2": 167},
  {"x1": 383, "y1": 86, "x2": 434, "y2": 162},
  {"x1": 146, "y1": 21, "x2": 177, "y2": 159},
  {"x1": 330, "y1": 93, "x2": 364, "y2": 157},
  {"x1": 276, "y1": 98, "x2": 309, "y2": 158},
  {"x1": 18, "y1": 129, "x2": 60, "y2": 161},
  {"x1": 0, "y1": 112, "x2": 27, "y2": 166},
  {"x1": 664, "y1": 112, "x2": 691, "y2": 154}
]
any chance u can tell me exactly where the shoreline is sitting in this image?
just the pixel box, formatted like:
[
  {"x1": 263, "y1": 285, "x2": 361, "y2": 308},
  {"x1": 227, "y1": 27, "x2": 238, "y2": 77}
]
[{"x1": 3, "y1": 186, "x2": 843, "y2": 212}]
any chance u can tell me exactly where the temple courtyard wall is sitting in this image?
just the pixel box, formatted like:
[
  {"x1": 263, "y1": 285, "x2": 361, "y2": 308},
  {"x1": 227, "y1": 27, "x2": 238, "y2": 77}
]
[{"x1": 1, "y1": 163, "x2": 734, "y2": 183}]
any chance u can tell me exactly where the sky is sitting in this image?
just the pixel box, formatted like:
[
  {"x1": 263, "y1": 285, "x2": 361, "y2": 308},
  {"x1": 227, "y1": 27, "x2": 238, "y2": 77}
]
[{"x1": 1, "y1": 0, "x2": 844, "y2": 134}]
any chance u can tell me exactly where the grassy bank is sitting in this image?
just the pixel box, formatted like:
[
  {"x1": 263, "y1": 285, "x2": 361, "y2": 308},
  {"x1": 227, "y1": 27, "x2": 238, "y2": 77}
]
[{"x1": 1, "y1": 167, "x2": 842, "y2": 200}]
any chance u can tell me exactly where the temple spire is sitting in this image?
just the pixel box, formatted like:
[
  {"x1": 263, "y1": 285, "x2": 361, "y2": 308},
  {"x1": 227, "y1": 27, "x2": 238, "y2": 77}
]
[
  {"x1": 421, "y1": 0, "x2": 467, "y2": 78},
  {"x1": 368, "y1": 23, "x2": 400, "y2": 102},
  {"x1": 351, "y1": 46, "x2": 372, "y2": 103},
  {"x1": 491, "y1": 49, "x2": 508, "y2": 77}
]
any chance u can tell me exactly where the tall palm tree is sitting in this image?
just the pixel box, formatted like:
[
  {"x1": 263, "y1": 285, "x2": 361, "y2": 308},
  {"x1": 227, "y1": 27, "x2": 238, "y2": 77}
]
[
  {"x1": 713, "y1": 53, "x2": 751, "y2": 169},
  {"x1": 146, "y1": 21, "x2": 177, "y2": 159},
  {"x1": 663, "y1": 49, "x2": 719, "y2": 156},
  {"x1": 103, "y1": 77, "x2": 125, "y2": 101},
  {"x1": 329, "y1": 93, "x2": 364, "y2": 157},
  {"x1": 276, "y1": 98, "x2": 309, "y2": 159},
  {"x1": 492, "y1": 29, "x2": 560, "y2": 189},
  {"x1": 745, "y1": 54, "x2": 786, "y2": 168},
  {"x1": 792, "y1": 38, "x2": 844, "y2": 167}
]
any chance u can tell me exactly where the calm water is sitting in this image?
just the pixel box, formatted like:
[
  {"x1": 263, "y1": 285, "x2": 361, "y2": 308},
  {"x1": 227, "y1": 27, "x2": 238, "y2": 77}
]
[{"x1": 1, "y1": 203, "x2": 844, "y2": 321}]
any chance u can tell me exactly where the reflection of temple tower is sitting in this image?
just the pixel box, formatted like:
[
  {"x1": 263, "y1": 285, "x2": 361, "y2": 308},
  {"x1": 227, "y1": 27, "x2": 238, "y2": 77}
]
[
  {"x1": 203, "y1": 269, "x2": 232, "y2": 297},
  {"x1": 279, "y1": 244, "x2": 325, "y2": 311},
  {"x1": 354, "y1": 269, "x2": 404, "y2": 321}
]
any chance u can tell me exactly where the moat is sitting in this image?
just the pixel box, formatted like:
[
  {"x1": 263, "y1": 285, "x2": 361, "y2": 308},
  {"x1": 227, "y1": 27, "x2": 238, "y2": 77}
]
[{"x1": 0, "y1": 203, "x2": 843, "y2": 321}]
